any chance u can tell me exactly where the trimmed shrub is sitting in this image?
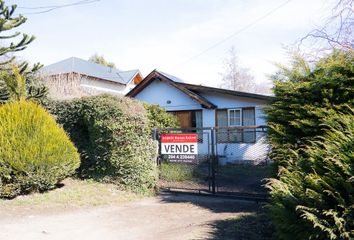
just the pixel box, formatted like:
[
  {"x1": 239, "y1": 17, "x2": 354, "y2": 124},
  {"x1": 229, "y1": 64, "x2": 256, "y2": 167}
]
[
  {"x1": 266, "y1": 51, "x2": 354, "y2": 239},
  {"x1": 0, "y1": 101, "x2": 80, "y2": 198},
  {"x1": 143, "y1": 103, "x2": 179, "y2": 132},
  {"x1": 48, "y1": 94, "x2": 158, "y2": 193}
]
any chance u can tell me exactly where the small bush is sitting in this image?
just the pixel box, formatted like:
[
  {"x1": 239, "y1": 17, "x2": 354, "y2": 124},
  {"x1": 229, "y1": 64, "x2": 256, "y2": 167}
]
[
  {"x1": 143, "y1": 103, "x2": 179, "y2": 132},
  {"x1": 0, "y1": 101, "x2": 80, "y2": 198},
  {"x1": 48, "y1": 94, "x2": 158, "y2": 193}
]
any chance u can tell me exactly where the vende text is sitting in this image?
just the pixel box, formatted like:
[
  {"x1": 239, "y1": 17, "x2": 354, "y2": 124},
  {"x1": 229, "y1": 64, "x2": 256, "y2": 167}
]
[{"x1": 161, "y1": 143, "x2": 197, "y2": 155}]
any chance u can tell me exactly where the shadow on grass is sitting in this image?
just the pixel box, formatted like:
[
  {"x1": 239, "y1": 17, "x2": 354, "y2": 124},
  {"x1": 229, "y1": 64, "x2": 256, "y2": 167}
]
[
  {"x1": 159, "y1": 193, "x2": 275, "y2": 240},
  {"x1": 205, "y1": 210, "x2": 275, "y2": 240}
]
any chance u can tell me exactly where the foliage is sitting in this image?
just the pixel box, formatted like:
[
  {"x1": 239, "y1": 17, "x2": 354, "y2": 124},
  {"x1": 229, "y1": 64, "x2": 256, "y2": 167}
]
[
  {"x1": 48, "y1": 94, "x2": 158, "y2": 193},
  {"x1": 0, "y1": 101, "x2": 80, "y2": 198},
  {"x1": 143, "y1": 103, "x2": 179, "y2": 132},
  {"x1": 267, "y1": 113, "x2": 354, "y2": 240},
  {"x1": 0, "y1": 1, "x2": 47, "y2": 104},
  {"x1": 266, "y1": 50, "x2": 354, "y2": 239},
  {"x1": 0, "y1": 64, "x2": 47, "y2": 104},
  {"x1": 88, "y1": 53, "x2": 116, "y2": 68},
  {"x1": 0, "y1": 1, "x2": 35, "y2": 62},
  {"x1": 267, "y1": 50, "x2": 353, "y2": 150}
]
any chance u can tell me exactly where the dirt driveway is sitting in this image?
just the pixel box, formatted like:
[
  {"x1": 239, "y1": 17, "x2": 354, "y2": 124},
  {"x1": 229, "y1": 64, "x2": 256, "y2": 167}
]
[{"x1": 0, "y1": 193, "x2": 260, "y2": 240}]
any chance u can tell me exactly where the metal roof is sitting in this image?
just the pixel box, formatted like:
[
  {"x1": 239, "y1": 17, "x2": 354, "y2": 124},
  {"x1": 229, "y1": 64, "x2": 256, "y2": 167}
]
[{"x1": 41, "y1": 57, "x2": 140, "y2": 85}]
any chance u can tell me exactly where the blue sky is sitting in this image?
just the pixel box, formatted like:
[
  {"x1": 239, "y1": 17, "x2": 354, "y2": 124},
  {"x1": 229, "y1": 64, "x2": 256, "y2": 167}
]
[{"x1": 9, "y1": 0, "x2": 334, "y2": 86}]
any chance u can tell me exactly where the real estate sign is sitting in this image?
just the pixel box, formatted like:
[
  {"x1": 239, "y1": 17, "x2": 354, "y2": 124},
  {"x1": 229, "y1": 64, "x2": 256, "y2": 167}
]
[{"x1": 161, "y1": 133, "x2": 198, "y2": 164}]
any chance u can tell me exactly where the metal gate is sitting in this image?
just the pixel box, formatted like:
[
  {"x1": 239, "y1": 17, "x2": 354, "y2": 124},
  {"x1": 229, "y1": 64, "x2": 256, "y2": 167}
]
[{"x1": 154, "y1": 126, "x2": 270, "y2": 200}]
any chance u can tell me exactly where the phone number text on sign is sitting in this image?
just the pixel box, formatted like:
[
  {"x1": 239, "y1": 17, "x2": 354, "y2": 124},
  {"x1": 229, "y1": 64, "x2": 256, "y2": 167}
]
[{"x1": 160, "y1": 134, "x2": 198, "y2": 164}]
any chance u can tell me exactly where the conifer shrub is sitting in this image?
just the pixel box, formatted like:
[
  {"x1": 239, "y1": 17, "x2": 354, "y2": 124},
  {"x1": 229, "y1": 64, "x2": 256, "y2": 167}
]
[
  {"x1": 0, "y1": 101, "x2": 80, "y2": 198},
  {"x1": 266, "y1": 51, "x2": 354, "y2": 239},
  {"x1": 267, "y1": 112, "x2": 354, "y2": 239},
  {"x1": 48, "y1": 95, "x2": 158, "y2": 193}
]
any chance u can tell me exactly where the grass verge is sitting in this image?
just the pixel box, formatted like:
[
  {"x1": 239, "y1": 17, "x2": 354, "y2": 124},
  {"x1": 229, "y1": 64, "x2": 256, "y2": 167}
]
[{"x1": 0, "y1": 178, "x2": 141, "y2": 209}]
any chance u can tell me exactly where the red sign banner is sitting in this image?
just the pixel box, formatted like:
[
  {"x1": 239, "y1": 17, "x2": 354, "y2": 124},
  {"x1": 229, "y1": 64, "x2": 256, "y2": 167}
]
[{"x1": 161, "y1": 134, "x2": 198, "y2": 143}]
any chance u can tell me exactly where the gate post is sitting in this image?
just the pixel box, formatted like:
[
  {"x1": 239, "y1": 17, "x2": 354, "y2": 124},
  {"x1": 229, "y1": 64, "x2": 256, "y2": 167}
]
[{"x1": 211, "y1": 127, "x2": 216, "y2": 194}]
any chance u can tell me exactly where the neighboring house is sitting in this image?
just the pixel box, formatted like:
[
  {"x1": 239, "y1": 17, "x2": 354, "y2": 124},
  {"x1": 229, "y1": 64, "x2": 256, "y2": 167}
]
[
  {"x1": 41, "y1": 57, "x2": 143, "y2": 100},
  {"x1": 127, "y1": 70, "x2": 274, "y2": 164}
]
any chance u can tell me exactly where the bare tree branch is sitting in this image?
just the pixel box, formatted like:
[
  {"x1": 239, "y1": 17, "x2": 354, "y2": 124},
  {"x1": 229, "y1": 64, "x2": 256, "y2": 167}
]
[{"x1": 298, "y1": 0, "x2": 353, "y2": 53}]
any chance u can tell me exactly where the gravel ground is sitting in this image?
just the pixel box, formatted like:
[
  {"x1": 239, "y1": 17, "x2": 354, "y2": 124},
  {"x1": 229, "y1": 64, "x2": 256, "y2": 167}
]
[{"x1": 0, "y1": 193, "x2": 259, "y2": 240}]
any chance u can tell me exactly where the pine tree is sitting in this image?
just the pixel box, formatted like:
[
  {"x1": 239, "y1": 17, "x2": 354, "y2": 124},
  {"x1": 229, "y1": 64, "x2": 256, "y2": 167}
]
[
  {"x1": 0, "y1": 1, "x2": 35, "y2": 62},
  {"x1": 0, "y1": 1, "x2": 47, "y2": 103}
]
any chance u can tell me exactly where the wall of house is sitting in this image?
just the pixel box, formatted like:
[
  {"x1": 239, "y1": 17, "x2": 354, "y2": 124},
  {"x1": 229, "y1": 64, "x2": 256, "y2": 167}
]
[
  {"x1": 134, "y1": 79, "x2": 203, "y2": 111},
  {"x1": 44, "y1": 73, "x2": 129, "y2": 100},
  {"x1": 199, "y1": 92, "x2": 267, "y2": 126},
  {"x1": 81, "y1": 76, "x2": 127, "y2": 94}
]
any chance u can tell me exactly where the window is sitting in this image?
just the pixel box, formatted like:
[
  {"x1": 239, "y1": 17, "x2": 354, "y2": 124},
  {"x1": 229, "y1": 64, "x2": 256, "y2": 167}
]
[
  {"x1": 216, "y1": 107, "x2": 256, "y2": 143},
  {"x1": 228, "y1": 109, "x2": 242, "y2": 126},
  {"x1": 169, "y1": 110, "x2": 203, "y2": 141},
  {"x1": 169, "y1": 110, "x2": 202, "y2": 128},
  {"x1": 242, "y1": 108, "x2": 256, "y2": 143}
]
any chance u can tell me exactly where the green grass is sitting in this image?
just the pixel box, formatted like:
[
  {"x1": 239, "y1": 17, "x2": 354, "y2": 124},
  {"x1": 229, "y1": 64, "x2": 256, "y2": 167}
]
[
  {"x1": 159, "y1": 162, "x2": 208, "y2": 182},
  {"x1": 217, "y1": 164, "x2": 273, "y2": 177},
  {"x1": 0, "y1": 178, "x2": 141, "y2": 208}
]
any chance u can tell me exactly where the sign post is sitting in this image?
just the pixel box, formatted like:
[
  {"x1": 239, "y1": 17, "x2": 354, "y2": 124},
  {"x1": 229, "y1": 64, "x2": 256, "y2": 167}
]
[{"x1": 161, "y1": 133, "x2": 198, "y2": 164}]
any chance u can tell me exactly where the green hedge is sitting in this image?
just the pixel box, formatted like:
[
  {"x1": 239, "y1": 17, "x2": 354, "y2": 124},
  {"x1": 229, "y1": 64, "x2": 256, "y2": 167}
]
[
  {"x1": 0, "y1": 101, "x2": 80, "y2": 198},
  {"x1": 143, "y1": 103, "x2": 179, "y2": 132},
  {"x1": 266, "y1": 51, "x2": 354, "y2": 239},
  {"x1": 48, "y1": 94, "x2": 158, "y2": 193}
]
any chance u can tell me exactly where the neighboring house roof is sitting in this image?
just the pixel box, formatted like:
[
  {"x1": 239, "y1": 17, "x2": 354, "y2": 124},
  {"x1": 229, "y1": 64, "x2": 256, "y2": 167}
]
[
  {"x1": 41, "y1": 57, "x2": 141, "y2": 85},
  {"x1": 126, "y1": 70, "x2": 274, "y2": 109}
]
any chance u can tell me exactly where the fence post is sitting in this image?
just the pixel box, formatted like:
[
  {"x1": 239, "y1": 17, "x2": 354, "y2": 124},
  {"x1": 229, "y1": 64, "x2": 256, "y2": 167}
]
[{"x1": 211, "y1": 127, "x2": 216, "y2": 194}]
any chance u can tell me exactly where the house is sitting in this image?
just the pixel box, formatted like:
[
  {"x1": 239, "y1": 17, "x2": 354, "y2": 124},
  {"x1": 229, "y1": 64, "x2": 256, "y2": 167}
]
[
  {"x1": 41, "y1": 57, "x2": 143, "y2": 100},
  {"x1": 127, "y1": 70, "x2": 274, "y2": 164}
]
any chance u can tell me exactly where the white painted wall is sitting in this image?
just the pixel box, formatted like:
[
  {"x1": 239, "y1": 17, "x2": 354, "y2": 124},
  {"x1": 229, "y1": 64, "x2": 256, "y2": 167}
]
[
  {"x1": 134, "y1": 80, "x2": 202, "y2": 111},
  {"x1": 199, "y1": 92, "x2": 267, "y2": 126}
]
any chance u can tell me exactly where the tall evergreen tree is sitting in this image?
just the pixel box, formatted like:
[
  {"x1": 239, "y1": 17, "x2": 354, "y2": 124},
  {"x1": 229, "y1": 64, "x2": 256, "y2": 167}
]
[
  {"x1": 0, "y1": 1, "x2": 34, "y2": 62},
  {"x1": 0, "y1": 1, "x2": 47, "y2": 103}
]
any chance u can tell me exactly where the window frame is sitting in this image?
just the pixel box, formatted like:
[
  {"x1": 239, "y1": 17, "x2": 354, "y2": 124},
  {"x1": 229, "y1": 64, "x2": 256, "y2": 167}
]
[{"x1": 227, "y1": 108, "x2": 242, "y2": 127}]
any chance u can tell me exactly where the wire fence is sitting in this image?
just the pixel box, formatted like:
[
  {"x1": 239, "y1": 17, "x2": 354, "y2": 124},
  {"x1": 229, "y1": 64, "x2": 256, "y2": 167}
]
[{"x1": 154, "y1": 126, "x2": 271, "y2": 198}]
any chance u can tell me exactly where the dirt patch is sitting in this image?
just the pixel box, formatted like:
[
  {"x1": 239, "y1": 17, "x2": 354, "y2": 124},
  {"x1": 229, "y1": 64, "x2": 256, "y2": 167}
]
[{"x1": 0, "y1": 193, "x2": 261, "y2": 240}]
